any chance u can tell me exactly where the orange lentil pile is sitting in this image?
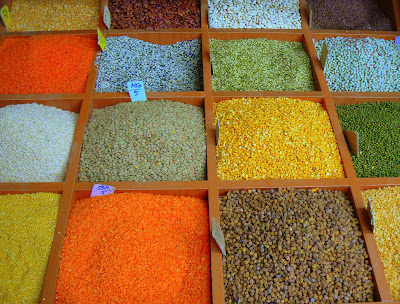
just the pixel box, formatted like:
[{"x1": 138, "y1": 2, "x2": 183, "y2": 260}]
[
  {"x1": 55, "y1": 192, "x2": 211, "y2": 303},
  {"x1": 0, "y1": 35, "x2": 96, "y2": 94}
]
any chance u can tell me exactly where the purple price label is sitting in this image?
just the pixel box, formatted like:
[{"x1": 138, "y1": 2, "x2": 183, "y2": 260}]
[
  {"x1": 90, "y1": 184, "x2": 115, "y2": 197},
  {"x1": 395, "y1": 36, "x2": 400, "y2": 45}
]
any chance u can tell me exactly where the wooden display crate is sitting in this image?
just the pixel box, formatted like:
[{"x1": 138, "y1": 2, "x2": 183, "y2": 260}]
[{"x1": 0, "y1": 0, "x2": 399, "y2": 303}]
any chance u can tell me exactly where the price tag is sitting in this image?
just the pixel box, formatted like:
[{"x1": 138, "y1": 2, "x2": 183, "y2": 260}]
[
  {"x1": 395, "y1": 36, "x2": 400, "y2": 45},
  {"x1": 212, "y1": 217, "x2": 226, "y2": 256},
  {"x1": 127, "y1": 81, "x2": 147, "y2": 102},
  {"x1": 320, "y1": 41, "x2": 328, "y2": 70},
  {"x1": 367, "y1": 198, "x2": 375, "y2": 233},
  {"x1": 103, "y1": 5, "x2": 111, "y2": 29},
  {"x1": 90, "y1": 184, "x2": 115, "y2": 198},
  {"x1": 97, "y1": 28, "x2": 106, "y2": 52},
  {"x1": 0, "y1": 5, "x2": 11, "y2": 30},
  {"x1": 344, "y1": 130, "x2": 359, "y2": 157},
  {"x1": 215, "y1": 117, "x2": 220, "y2": 146}
]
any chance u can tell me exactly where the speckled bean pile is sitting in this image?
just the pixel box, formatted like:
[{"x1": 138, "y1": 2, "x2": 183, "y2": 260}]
[
  {"x1": 362, "y1": 187, "x2": 400, "y2": 301},
  {"x1": 109, "y1": 0, "x2": 200, "y2": 30},
  {"x1": 0, "y1": 193, "x2": 61, "y2": 303},
  {"x1": 220, "y1": 188, "x2": 375, "y2": 304},
  {"x1": 208, "y1": 0, "x2": 301, "y2": 29},
  {"x1": 336, "y1": 101, "x2": 400, "y2": 177},
  {"x1": 214, "y1": 97, "x2": 344, "y2": 180},
  {"x1": 9, "y1": 0, "x2": 99, "y2": 32},
  {"x1": 0, "y1": 103, "x2": 78, "y2": 183},
  {"x1": 307, "y1": 0, "x2": 393, "y2": 31},
  {"x1": 95, "y1": 37, "x2": 203, "y2": 92},
  {"x1": 79, "y1": 100, "x2": 207, "y2": 182},
  {"x1": 315, "y1": 37, "x2": 400, "y2": 92},
  {"x1": 210, "y1": 39, "x2": 315, "y2": 91}
]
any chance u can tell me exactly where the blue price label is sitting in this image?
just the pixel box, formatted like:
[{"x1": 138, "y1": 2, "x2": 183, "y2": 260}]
[
  {"x1": 395, "y1": 36, "x2": 400, "y2": 45},
  {"x1": 127, "y1": 81, "x2": 147, "y2": 102},
  {"x1": 90, "y1": 184, "x2": 115, "y2": 197}
]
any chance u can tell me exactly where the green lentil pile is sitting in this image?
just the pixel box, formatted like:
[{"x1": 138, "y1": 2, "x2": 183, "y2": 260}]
[
  {"x1": 210, "y1": 39, "x2": 315, "y2": 91},
  {"x1": 79, "y1": 100, "x2": 207, "y2": 182},
  {"x1": 336, "y1": 101, "x2": 400, "y2": 177},
  {"x1": 0, "y1": 192, "x2": 61, "y2": 303},
  {"x1": 220, "y1": 188, "x2": 375, "y2": 304}
]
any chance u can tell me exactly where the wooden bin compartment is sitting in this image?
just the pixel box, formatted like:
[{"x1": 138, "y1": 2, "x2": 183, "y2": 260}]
[
  {"x1": 0, "y1": 99, "x2": 83, "y2": 191},
  {"x1": 0, "y1": 32, "x2": 98, "y2": 98},
  {"x1": 72, "y1": 96, "x2": 209, "y2": 185},
  {"x1": 41, "y1": 187, "x2": 211, "y2": 303},
  {"x1": 207, "y1": 32, "x2": 322, "y2": 92},
  {"x1": 209, "y1": 184, "x2": 393, "y2": 303},
  {"x1": 209, "y1": 95, "x2": 350, "y2": 181},
  {"x1": 333, "y1": 97, "x2": 400, "y2": 186},
  {"x1": 310, "y1": 33, "x2": 400, "y2": 97},
  {"x1": 0, "y1": 188, "x2": 64, "y2": 304}
]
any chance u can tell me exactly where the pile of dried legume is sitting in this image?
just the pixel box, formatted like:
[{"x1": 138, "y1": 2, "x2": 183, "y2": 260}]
[
  {"x1": 314, "y1": 37, "x2": 400, "y2": 92},
  {"x1": 79, "y1": 100, "x2": 207, "y2": 182},
  {"x1": 220, "y1": 188, "x2": 375, "y2": 304},
  {"x1": 336, "y1": 101, "x2": 400, "y2": 177},
  {"x1": 208, "y1": 0, "x2": 301, "y2": 29},
  {"x1": 0, "y1": 193, "x2": 61, "y2": 303},
  {"x1": 0, "y1": 35, "x2": 96, "y2": 94},
  {"x1": 9, "y1": 0, "x2": 99, "y2": 32},
  {"x1": 307, "y1": 0, "x2": 393, "y2": 31},
  {"x1": 210, "y1": 39, "x2": 315, "y2": 91},
  {"x1": 0, "y1": 103, "x2": 78, "y2": 182},
  {"x1": 109, "y1": 0, "x2": 200, "y2": 30},
  {"x1": 95, "y1": 37, "x2": 203, "y2": 92},
  {"x1": 56, "y1": 192, "x2": 211, "y2": 303},
  {"x1": 214, "y1": 97, "x2": 344, "y2": 180},
  {"x1": 362, "y1": 186, "x2": 400, "y2": 301}
]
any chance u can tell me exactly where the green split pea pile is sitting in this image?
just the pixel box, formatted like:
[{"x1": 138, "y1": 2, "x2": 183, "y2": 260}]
[
  {"x1": 336, "y1": 101, "x2": 400, "y2": 177},
  {"x1": 210, "y1": 38, "x2": 315, "y2": 91}
]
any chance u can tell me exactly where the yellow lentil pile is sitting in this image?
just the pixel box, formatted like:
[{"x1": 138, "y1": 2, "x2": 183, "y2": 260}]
[
  {"x1": 0, "y1": 193, "x2": 61, "y2": 303},
  {"x1": 214, "y1": 97, "x2": 345, "y2": 180},
  {"x1": 362, "y1": 186, "x2": 400, "y2": 301},
  {"x1": 9, "y1": 0, "x2": 99, "y2": 32}
]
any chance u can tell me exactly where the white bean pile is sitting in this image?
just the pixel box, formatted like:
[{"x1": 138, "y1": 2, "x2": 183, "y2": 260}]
[
  {"x1": 0, "y1": 103, "x2": 78, "y2": 182},
  {"x1": 208, "y1": 0, "x2": 302, "y2": 29},
  {"x1": 315, "y1": 37, "x2": 400, "y2": 92}
]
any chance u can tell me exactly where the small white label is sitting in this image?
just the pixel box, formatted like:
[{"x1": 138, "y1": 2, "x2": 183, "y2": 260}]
[
  {"x1": 90, "y1": 184, "x2": 115, "y2": 197},
  {"x1": 127, "y1": 81, "x2": 147, "y2": 102},
  {"x1": 212, "y1": 217, "x2": 226, "y2": 256},
  {"x1": 103, "y1": 5, "x2": 111, "y2": 29},
  {"x1": 215, "y1": 117, "x2": 220, "y2": 146},
  {"x1": 367, "y1": 198, "x2": 375, "y2": 233}
]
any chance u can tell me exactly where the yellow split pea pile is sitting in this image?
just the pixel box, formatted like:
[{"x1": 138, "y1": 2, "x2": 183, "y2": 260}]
[
  {"x1": 0, "y1": 193, "x2": 61, "y2": 303},
  {"x1": 362, "y1": 186, "x2": 400, "y2": 301},
  {"x1": 214, "y1": 97, "x2": 344, "y2": 180}
]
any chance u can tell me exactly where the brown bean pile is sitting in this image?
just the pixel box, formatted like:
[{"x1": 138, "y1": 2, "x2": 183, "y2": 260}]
[
  {"x1": 307, "y1": 0, "x2": 393, "y2": 31},
  {"x1": 109, "y1": 0, "x2": 201, "y2": 30},
  {"x1": 220, "y1": 188, "x2": 375, "y2": 304}
]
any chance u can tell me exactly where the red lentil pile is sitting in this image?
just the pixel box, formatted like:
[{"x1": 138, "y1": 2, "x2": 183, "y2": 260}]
[
  {"x1": 56, "y1": 192, "x2": 211, "y2": 303},
  {"x1": 0, "y1": 35, "x2": 96, "y2": 94}
]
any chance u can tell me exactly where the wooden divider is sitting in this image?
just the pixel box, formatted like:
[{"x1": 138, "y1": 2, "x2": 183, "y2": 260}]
[{"x1": 0, "y1": 0, "x2": 399, "y2": 302}]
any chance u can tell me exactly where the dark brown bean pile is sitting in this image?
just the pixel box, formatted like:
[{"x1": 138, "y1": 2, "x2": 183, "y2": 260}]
[
  {"x1": 307, "y1": 0, "x2": 393, "y2": 31},
  {"x1": 109, "y1": 0, "x2": 200, "y2": 30},
  {"x1": 220, "y1": 188, "x2": 375, "y2": 304}
]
